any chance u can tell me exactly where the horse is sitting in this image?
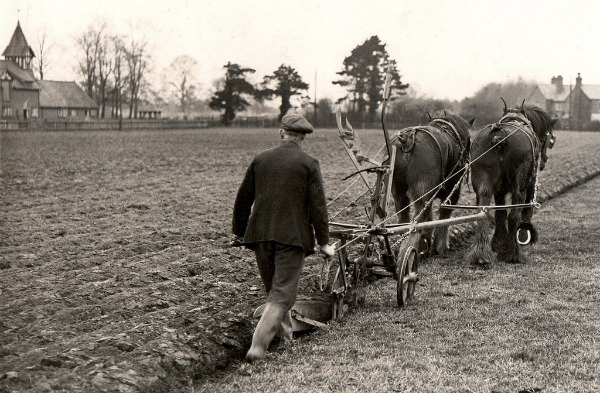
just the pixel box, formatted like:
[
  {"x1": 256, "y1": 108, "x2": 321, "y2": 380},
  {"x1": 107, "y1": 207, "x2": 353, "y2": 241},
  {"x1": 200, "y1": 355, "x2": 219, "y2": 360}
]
[
  {"x1": 390, "y1": 112, "x2": 476, "y2": 256},
  {"x1": 467, "y1": 99, "x2": 557, "y2": 266}
]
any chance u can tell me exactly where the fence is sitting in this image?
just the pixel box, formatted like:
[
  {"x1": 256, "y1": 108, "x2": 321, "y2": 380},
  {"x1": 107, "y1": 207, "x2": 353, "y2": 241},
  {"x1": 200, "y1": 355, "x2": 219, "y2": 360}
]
[
  {"x1": 0, "y1": 118, "x2": 219, "y2": 131},
  {"x1": 0, "y1": 116, "x2": 408, "y2": 132}
]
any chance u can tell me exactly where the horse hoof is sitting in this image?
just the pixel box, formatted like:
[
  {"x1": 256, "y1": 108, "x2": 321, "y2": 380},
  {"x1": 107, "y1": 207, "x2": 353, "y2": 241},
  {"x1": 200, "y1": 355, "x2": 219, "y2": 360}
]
[
  {"x1": 470, "y1": 261, "x2": 491, "y2": 270},
  {"x1": 496, "y1": 249, "x2": 514, "y2": 263},
  {"x1": 506, "y1": 255, "x2": 528, "y2": 264},
  {"x1": 469, "y1": 257, "x2": 491, "y2": 268}
]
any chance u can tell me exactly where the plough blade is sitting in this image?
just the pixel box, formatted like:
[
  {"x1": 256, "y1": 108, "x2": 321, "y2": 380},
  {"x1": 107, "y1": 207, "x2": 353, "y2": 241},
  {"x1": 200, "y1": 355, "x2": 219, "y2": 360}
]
[{"x1": 253, "y1": 299, "x2": 334, "y2": 332}]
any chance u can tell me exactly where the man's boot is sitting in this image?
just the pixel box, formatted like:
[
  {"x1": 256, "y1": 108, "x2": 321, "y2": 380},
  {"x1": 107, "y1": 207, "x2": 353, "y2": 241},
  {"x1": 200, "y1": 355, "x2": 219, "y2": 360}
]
[
  {"x1": 246, "y1": 303, "x2": 287, "y2": 361},
  {"x1": 278, "y1": 310, "x2": 293, "y2": 346}
]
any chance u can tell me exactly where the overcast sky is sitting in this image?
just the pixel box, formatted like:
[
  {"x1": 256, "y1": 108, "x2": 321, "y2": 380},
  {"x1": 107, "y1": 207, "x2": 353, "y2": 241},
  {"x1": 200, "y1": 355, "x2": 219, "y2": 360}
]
[{"x1": 2, "y1": 0, "x2": 600, "y2": 102}]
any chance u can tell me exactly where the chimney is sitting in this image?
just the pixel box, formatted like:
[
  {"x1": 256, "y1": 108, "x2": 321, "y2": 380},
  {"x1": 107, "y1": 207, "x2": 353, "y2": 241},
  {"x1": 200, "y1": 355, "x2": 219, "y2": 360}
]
[
  {"x1": 576, "y1": 73, "x2": 582, "y2": 87},
  {"x1": 551, "y1": 75, "x2": 564, "y2": 93}
]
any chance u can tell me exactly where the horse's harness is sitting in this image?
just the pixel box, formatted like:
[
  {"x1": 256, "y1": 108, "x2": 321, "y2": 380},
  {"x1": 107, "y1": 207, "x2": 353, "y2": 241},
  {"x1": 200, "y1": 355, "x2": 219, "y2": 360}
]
[
  {"x1": 475, "y1": 112, "x2": 539, "y2": 166},
  {"x1": 430, "y1": 118, "x2": 468, "y2": 154},
  {"x1": 393, "y1": 119, "x2": 470, "y2": 182},
  {"x1": 472, "y1": 112, "x2": 543, "y2": 205}
]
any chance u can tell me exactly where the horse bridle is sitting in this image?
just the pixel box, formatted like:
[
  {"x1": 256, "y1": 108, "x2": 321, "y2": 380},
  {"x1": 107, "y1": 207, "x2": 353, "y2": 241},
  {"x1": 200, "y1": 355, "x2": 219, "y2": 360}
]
[{"x1": 545, "y1": 131, "x2": 556, "y2": 149}]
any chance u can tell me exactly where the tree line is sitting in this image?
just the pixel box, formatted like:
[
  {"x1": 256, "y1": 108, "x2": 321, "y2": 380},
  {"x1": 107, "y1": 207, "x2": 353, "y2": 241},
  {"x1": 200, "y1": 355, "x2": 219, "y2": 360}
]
[
  {"x1": 74, "y1": 22, "x2": 148, "y2": 120},
  {"x1": 63, "y1": 26, "x2": 412, "y2": 125},
  {"x1": 35, "y1": 22, "x2": 538, "y2": 127},
  {"x1": 179, "y1": 35, "x2": 411, "y2": 126}
]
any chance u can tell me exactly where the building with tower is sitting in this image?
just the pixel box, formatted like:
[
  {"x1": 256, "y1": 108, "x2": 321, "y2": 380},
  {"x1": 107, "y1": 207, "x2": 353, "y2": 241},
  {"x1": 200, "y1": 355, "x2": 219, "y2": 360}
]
[{"x1": 1, "y1": 21, "x2": 97, "y2": 122}]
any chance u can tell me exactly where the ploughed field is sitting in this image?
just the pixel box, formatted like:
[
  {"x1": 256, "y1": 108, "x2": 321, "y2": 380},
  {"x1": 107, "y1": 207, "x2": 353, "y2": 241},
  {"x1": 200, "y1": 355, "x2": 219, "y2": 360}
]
[{"x1": 1, "y1": 127, "x2": 599, "y2": 392}]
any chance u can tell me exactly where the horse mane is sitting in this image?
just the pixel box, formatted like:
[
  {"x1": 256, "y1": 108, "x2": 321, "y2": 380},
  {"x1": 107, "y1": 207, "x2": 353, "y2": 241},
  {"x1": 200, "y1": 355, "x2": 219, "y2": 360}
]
[{"x1": 522, "y1": 106, "x2": 554, "y2": 137}]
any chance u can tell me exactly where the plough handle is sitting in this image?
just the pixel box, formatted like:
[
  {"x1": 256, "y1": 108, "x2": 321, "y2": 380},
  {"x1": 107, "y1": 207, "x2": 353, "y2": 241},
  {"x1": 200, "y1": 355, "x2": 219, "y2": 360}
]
[{"x1": 381, "y1": 65, "x2": 394, "y2": 159}]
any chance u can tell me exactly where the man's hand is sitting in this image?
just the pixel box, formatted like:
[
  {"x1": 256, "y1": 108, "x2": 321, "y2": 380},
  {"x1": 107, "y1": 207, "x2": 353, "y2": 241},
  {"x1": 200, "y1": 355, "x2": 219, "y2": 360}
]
[
  {"x1": 229, "y1": 235, "x2": 243, "y2": 247},
  {"x1": 319, "y1": 244, "x2": 336, "y2": 257}
]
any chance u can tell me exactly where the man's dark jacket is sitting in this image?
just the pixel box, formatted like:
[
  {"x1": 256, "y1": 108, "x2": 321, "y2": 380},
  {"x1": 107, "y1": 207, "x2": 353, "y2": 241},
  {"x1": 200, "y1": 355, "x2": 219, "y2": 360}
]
[{"x1": 232, "y1": 141, "x2": 329, "y2": 255}]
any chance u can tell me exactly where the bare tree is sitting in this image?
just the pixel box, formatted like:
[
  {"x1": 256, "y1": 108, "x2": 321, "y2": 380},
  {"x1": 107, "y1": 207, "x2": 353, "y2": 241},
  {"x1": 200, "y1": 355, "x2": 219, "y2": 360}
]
[
  {"x1": 124, "y1": 38, "x2": 149, "y2": 119},
  {"x1": 76, "y1": 24, "x2": 103, "y2": 101},
  {"x1": 95, "y1": 26, "x2": 114, "y2": 118},
  {"x1": 164, "y1": 55, "x2": 199, "y2": 118},
  {"x1": 75, "y1": 23, "x2": 115, "y2": 118},
  {"x1": 33, "y1": 30, "x2": 53, "y2": 80},
  {"x1": 111, "y1": 36, "x2": 126, "y2": 124}
]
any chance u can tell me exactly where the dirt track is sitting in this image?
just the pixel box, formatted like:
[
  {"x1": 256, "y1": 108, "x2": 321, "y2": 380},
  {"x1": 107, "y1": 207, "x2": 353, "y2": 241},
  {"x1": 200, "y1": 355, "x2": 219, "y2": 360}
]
[{"x1": 1, "y1": 128, "x2": 599, "y2": 392}]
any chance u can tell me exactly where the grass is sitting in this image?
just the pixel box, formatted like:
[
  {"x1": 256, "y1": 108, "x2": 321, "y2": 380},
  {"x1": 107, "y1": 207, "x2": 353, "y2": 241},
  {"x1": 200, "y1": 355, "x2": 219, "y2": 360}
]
[
  {"x1": 1, "y1": 127, "x2": 599, "y2": 392},
  {"x1": 196, "y1": 175, "x2": 600, "y2": 393}
]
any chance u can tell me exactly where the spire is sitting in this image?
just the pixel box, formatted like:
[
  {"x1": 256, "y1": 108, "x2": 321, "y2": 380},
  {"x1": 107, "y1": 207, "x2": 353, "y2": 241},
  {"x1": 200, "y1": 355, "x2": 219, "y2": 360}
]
[{"x1": 3, "y1": 21, "x2": 36, "y2": 69}]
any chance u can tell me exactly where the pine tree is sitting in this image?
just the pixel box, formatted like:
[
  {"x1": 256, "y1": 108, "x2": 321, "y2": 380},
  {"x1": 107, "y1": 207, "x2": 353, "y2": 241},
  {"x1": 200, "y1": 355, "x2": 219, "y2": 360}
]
[
  {"x1": 259, "y1": 65, "x2": 309, "y2": 122},
  {"x1": 209, "y1": 62, "x2": 256, "y2": 126},
  {"x1": 333, "y1": 36, "x2": 408, "y2": 122}
]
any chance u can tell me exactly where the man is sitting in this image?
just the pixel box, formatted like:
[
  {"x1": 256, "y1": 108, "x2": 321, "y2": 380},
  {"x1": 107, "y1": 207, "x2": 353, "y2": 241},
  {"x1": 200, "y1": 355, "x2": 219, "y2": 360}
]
[{"x1": 231, "y1": 113, "x2": 335, "y2": 361}]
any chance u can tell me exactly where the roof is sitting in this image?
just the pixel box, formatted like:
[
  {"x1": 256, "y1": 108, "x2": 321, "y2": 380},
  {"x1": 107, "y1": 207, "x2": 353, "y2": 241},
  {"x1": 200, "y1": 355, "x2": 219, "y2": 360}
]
[
  {"x1": 0, "y1": 59, "x2": 39, "y2": 90},
  {"x1": 38, "y1": 80, "x2": 97, "y2": 109},
  {"x1": 581, "y1": 85, "x2": 600, "y2": 100},
  {"x1": 536, "y1": 84, "x2": 570, "y2": 102},
  {"x1": 2, "y1": 22, "x2": 35, "y2": 58}
]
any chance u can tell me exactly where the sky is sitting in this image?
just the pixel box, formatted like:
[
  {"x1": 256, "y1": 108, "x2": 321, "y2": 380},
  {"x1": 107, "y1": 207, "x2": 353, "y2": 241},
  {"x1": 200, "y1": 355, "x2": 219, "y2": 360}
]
[{"x1": 2, "y1": 0, "x2": 600, "y2": 102}]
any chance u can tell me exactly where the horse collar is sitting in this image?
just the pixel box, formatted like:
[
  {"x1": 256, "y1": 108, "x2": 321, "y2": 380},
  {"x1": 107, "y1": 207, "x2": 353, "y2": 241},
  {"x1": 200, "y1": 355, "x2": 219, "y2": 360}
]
[
  {"x1": 500, "y1": 113, "x2": 532, "y2": 130},
  {"x1": 430, "y1": 119, "x2": 466, "y2": 151}
]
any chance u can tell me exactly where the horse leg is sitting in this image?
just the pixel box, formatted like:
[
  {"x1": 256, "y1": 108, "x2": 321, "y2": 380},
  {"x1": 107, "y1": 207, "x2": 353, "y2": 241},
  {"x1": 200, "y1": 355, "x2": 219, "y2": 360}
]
[
  {"x1": 498, "y1": 190, "x2": 527, "y2": 263},
  {"x1": 416, "y1": 194, "x2": 435, "y2": 257},
  {"x1": 393, "y1": 190, "x2": 411, "y2": 224},
  {"x1": 518, "y1": 182, "x2": 538, "y2": 244},
  {"x1": 491, "y1": 191, "x2": 508, "y2": 253},
  {"x1": 432, "y1": 187, "x2": 460, "y2": 256},
  {"x1": 408, "y1": 184, "x2": 434, "y2": 257},
  {"x1": 466, "y1": 188, "x2": 494, "y2": 267}
]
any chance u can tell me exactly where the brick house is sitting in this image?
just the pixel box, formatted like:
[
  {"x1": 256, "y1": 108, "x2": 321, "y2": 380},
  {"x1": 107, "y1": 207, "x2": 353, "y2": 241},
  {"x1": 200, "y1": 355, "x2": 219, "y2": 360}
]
[
  {"x1": 528, "y1": 74, "x2": 600, "y2": 130},
  {"x1": 1, "y1": 22, "x2": 97, "y2": 121}
]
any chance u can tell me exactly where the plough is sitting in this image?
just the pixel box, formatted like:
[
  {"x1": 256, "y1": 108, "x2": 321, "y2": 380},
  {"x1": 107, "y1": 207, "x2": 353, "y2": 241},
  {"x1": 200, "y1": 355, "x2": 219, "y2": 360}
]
[{"x1": 256, "y1": 67, "x2": 542, "y2": 332}]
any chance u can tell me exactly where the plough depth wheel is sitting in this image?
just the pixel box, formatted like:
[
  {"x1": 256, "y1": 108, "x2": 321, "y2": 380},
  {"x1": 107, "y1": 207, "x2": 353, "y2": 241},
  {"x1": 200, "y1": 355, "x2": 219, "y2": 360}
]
[{"x1": 396, "y1": 245, "x2": 419, "y2": 307}]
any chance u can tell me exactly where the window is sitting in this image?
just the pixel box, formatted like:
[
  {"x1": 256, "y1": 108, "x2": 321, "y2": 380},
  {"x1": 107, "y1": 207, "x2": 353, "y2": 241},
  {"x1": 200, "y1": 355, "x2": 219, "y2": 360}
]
[
  {"x1": 3, "y1": 107, "x2": 13, "y2": 117},
  {"x1": 2, "y1": 80, "x2": 9, "y2": 101},
  {"x1": 71, "y1": 109, "x2": 77, "y2": 117},
  {"x1": 32, "y1": 108, "x2": 39, "y2": 118}
]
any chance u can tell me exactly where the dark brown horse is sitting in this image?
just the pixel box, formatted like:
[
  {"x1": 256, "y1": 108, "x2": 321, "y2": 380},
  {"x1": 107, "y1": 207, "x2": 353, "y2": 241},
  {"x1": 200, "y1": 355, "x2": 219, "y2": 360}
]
[
  {"x1": 467, "y1": 100, "x2": 557, "y2": 266},
  {"x1": 391, "y1": 113, "x2": 475, "y2": 256}
]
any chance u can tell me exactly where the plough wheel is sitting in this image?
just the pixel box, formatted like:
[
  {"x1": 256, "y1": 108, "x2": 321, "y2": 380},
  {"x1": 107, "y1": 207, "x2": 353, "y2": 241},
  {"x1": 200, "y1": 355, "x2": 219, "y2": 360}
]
[{"x1": 396, "y1": 245, "x2": 419, "y2": 308}]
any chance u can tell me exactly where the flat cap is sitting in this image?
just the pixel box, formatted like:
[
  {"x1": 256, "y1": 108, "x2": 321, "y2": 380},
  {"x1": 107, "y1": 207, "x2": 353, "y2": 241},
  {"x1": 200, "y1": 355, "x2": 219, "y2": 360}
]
[{"x1": 281, "y1": 114, "x2": 314, "y2": 134}]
